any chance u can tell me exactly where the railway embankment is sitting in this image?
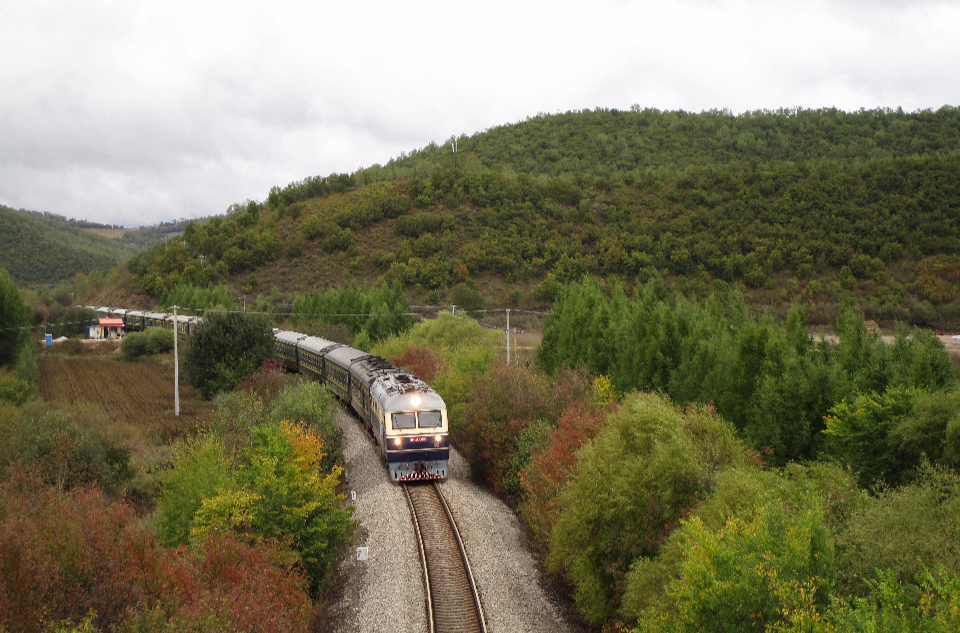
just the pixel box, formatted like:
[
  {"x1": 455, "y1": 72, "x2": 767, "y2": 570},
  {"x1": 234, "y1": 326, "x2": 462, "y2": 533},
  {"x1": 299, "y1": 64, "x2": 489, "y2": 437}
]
[{"x1": 326, "y1": 408, "x2": 582, "y2": 633}]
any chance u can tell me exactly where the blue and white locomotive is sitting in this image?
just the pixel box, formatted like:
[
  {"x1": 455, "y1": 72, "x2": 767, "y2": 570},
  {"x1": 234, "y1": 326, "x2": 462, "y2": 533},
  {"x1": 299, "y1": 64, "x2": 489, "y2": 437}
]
[{"x1": 274, "y1": 330, "x2": 449, "y2": 482}]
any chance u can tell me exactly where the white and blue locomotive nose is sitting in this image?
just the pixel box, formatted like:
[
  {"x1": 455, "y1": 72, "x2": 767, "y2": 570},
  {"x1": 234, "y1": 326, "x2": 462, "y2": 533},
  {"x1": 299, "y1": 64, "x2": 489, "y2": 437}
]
[{"x1": 388, "y1": 432, "x2": 449, "y2": 481}]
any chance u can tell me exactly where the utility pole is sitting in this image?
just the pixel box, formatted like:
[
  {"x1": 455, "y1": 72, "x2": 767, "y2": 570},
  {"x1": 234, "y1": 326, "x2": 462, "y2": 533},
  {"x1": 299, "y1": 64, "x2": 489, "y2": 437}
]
[
  {"x1": 506, "y1": 309, "x2": 510, "y2": 365},
  {"x1": 172, "y1": 305, "x2": 180, "y2": 417}
]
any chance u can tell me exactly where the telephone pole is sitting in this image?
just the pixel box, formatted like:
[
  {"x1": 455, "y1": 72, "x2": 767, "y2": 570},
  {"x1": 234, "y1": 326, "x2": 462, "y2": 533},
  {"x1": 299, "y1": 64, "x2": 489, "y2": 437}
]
[
  {"x1": 172, "y1": 305, "x2": 180, "y2": 417},
  {"x1": 506, "y1": 309, "x2": 510, "y2": 365}
]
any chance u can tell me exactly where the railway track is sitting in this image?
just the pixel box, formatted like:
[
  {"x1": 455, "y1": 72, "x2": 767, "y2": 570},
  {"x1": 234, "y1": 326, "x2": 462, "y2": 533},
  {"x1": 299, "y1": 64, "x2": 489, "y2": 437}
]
[{"x1": 404, "y1": 482, "x2": 487, "y2": 633}]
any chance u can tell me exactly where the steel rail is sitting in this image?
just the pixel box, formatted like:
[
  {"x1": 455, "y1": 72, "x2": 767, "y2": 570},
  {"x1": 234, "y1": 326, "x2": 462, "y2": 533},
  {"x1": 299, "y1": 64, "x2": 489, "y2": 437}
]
[
  {"x1": 404, "y1": 482, "x2": 436, "y2": 633},
  {"x1": 404, "y1": 482, "x2": 487, "y2": 633}
]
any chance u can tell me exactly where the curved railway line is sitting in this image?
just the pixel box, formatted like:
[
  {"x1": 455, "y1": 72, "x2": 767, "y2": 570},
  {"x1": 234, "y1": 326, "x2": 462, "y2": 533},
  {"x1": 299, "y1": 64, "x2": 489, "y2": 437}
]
[{"x1": 404, "y1": 482, "x2": 488, "y2": 633}]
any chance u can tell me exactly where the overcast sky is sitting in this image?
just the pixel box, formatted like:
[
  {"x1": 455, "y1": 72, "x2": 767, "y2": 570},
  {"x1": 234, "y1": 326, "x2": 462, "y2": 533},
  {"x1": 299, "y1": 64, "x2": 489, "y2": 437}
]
[{"x1": 1, "y1": 0, "x2": 958, "y2": 227}]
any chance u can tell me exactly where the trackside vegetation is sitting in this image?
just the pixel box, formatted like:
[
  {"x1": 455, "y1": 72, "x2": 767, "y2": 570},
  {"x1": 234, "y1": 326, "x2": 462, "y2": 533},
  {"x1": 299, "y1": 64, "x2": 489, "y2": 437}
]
[
  {"x1": 1, "y1": 271, "x2": 354, "y2": 633},
  {"x1": 372, "y1": 293, "x2": 960, "y2": 632},
  {"x1": 183, "y1": 311, "x2": 274, "y2": 398},
  {"x1": 539, "y1": 277, "x2": 955, "y2": 465}
]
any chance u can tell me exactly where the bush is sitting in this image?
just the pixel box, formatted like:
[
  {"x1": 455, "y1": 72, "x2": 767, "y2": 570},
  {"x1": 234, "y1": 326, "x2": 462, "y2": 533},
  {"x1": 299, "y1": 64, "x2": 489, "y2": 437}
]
[
  {"x1": 236, "y1": 358, "x2": 288, "y2": 406},
  {"x1": 787, "y1": 570, "x2": 960, "y2": 633},
  {"x1": 622, "y1": 463, "x2": 861, "y2": 630},
  {"x1": 0, "y1": 473, "x2": 314, "y2": 633},
  {"x1": 190, "y1": 420, "x2": 355, "y2": 592},
  {"x1": 519, "y1": 398, "x2": 608, "y2": 547},
  {"x1": 371, "y1": 312, "x2": 500, "y2": 426},
  {"x1": 120, "y1": 327, "x2": 175, "y2": 360},
  {"x1": 549, "y1": 392, "x2": 750, "y2": 625},
  {"x1": 0, "y1": 402, "x2": 131, "y2": 494},
  {"x1": 0, "y1": 372, "x2": 32, "y2": 406},
  {"x1": 0, "y1": 267, "x2": 28, "y2": 366},
  {"x1": 184, "y1": 311, "x2": 274, "y2": 399},
  {"x1": 387, "y1": 345, "x2": 445, "y2": 383},
  {"x1": 822, "y1": 386, "x2": 919, "y2": 487},
  {"x1": 449, "y1": 281, "x2": 485, "y2": 315},
  {"x1": 14, "y1": 338, "x2": 39, "y2": 394},
  {"x1": 637, "y1": 500, "x2": 834, "y2": 633},
  {"x1": 157, "y1": 433, "x2": 234, "y2": 546},
  {"x1": 454, "y1": 361, "x2": 553, "y2": 492},
  {"x1": 834, "y1": 464, "x2": 960, "y2": 597},
  {"x1": 264, "y1": 381, "x2": 342, "y2": 472}
]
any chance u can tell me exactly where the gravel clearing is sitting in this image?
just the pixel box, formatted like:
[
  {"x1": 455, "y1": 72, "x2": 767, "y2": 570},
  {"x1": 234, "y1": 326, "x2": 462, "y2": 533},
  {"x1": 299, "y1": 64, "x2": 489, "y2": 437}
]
[{"x1": 326, "y1": 408, "x2": 582, "y2": 633}]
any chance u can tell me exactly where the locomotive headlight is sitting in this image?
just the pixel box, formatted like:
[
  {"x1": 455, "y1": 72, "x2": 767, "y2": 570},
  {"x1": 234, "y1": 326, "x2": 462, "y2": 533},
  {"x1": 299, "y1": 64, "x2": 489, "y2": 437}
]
[
  {"x1": 410, "y1": 394, "x2": 422, "y2": 408},
  {"x1": 434, "y1": 435, "x2": 442, "y2": 443},
  {"x1": 394, "y1": 438, "x2": 402, "y2": 447}
]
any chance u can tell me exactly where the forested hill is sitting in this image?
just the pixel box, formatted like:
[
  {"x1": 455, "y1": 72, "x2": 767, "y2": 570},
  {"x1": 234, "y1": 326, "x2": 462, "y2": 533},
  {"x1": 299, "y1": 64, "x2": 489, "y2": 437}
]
[
  {"x1": 0, "y1": 205, "x2": 140, "y2": 284},
  {"x1": 364, "y1": 106, "x2": 960, "y2": 179},
  {"x1": 125, "y1": 107, "x2": 960, "y2": 328}
]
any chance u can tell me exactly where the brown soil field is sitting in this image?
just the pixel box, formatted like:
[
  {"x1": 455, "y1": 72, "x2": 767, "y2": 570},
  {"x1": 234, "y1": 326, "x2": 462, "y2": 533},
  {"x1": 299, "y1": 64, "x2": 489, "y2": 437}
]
[
  {"x1": 82, "y1": 227, "x2": 132, "y2": 238},
  {"x1": 38, "y1": 356, "x2": 213, "y2": 444}
]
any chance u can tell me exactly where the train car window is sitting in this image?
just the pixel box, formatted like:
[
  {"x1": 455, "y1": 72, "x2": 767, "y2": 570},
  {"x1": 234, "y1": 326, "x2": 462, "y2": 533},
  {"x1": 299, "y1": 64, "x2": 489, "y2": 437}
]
[
  {"x1": 418, "y1": 411, "x2": 443, "y2": 428},
  {"x1": 392, "y1": 412, "x2": 416, "y2": 429}
]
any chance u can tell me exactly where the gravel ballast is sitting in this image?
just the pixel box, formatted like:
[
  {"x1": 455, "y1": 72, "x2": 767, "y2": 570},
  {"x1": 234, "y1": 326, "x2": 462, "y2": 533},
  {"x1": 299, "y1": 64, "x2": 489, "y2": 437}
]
[{"x1": 327, "y1": 409, "x2": 581, "y2": 633}]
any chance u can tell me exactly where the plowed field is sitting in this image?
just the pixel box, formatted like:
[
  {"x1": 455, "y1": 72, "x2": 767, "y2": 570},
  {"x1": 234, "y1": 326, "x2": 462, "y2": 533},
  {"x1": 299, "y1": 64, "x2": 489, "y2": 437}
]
[{"x1": 39, "y1": 356, "x2": 213, "y2": 440}]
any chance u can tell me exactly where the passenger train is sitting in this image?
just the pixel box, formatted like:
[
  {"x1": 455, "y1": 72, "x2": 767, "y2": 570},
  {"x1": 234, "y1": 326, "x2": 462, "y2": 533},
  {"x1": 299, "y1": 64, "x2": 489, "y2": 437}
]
[{"x1": 84, "y1": 305, "x2": 449, "y2": 482}]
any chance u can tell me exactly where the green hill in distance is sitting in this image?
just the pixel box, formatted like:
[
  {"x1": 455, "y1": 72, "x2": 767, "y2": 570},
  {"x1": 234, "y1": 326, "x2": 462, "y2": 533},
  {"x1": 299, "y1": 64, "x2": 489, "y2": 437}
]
[
  {"x1": 122, "y1": 106, "x2": 960, "y2": 328},
  {"x1": 0, "y1": 204, "x2": 144, "y2": 284}
]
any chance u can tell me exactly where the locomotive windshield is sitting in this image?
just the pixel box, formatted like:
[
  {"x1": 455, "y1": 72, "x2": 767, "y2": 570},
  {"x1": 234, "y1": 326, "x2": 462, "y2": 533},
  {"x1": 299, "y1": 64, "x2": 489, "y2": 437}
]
[
  {"x1": 392, "y1": 412, "x2": 416, "y2": 429},
  {"x1": 418, "y1": 411, "x2": 442, "y2": 428}
]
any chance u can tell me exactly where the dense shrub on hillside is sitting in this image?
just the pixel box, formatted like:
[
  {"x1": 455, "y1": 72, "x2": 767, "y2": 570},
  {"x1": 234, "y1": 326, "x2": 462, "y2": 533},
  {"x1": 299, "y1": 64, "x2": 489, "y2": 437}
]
[
  {"x1": 263, "y1": 380, "x2": 342, "y2": 472},
  {"x1": 519, "y1": 398, "x2": 608, "y2": 547},
  {"x1": 157, "y1": 282, "x2": 237, "y2": 313},
  {"x1": 539, "y1": 278, "x2": 957, "y2": 464},
  {"x1": 623, "y1": 463, "x2": 861, "y2": 631},
  {"x1": 376, "y1": 107, "x2": 960, "y2": 179},
  {"x1": 184, "y1": 311, "x2": 274, "y2": 398},
  {"x1": 120, "y1": 326, "x2": 175, "y2": 360},
  {"x1": 834, "y1": 465, "x2": 960, "y2": 597},
  {"x1": 0, "y1": 402, "x2": 131, "y2": 495},
  {"x1": 188, "y1": 420, "x2": 355, "y2": 593},
  {"x1": 548, "y1": 392, "x2": 750, "y2": 625},
  {"x1": 292, "y1": 281, "x2": 413, "y2": 344},
  {"x1": 0, "y1": 267, "x2": 28, "y2": 366},
  {"x1": 0, "y1": 474, "x2": 314, "y2": 633},
  {"x1": 0, "y1": 206, "x2": 137, "y2": 285},
  {"x1": 823, "y1": 388, "x2": 960, "y2": 488}
]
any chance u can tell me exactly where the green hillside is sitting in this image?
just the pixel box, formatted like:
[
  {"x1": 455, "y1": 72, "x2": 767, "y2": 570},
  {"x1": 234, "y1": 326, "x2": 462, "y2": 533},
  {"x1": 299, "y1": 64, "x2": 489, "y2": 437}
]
[
  {"x1": 0, "y1": 205, "x2": 140, "y2": 284},
  {"x1": 125, "y1": 106, "x2": 960, "y2": 327},
  {"x1": 371, "y1": 105, "x2": 960, "y2": 177}
]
